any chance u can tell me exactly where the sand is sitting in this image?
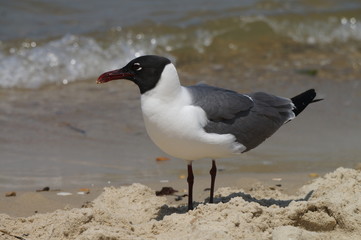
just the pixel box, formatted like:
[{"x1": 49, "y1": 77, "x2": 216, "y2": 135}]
[{"x1": 1, "y1": 167, "x2": 361, "y2": 240}]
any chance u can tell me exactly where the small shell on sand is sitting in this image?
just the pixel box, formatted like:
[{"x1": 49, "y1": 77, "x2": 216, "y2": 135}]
[
  {"x1": 308, "y1": 173, "x2": 319, "y2": 178},
  {"x1": 156, "y1": 157, "x2": 170, "y2": 161},
  {"x1": 5, "y1": 192, "x2": 16, "y2": 197},
  {"x1": 78, "y1": 188, "x2": 90, "y2": 194},
  {"x1": 56, "y1": 192, "x2": 73, "y2": 196}
]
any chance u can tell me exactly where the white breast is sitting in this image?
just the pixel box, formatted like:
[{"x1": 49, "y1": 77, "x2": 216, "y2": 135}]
[{"x1": 140, "y1": 64, "x2": 245, "y2": 160}]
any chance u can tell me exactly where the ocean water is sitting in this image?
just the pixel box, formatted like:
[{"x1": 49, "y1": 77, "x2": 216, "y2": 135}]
[
  {"x1": 1, "y1": 0, "x2": 361, "y2": 88},
  {"x1": 0, "y1": 0, "x2": 361, "y2": 190}
]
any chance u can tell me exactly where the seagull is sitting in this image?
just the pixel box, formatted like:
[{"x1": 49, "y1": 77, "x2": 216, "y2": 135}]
[{"x1": 97, "y1": 55, "x2": 321, "y2": 210}]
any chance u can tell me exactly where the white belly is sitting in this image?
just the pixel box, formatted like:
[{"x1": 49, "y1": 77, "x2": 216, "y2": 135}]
[{"x1": 141, "y1": 87, "x2": 245, "y2": 160}]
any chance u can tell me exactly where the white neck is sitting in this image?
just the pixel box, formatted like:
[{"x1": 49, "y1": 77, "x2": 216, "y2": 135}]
[{"x1": 142, "y1": 63, "x2": 181, "y2": 101}]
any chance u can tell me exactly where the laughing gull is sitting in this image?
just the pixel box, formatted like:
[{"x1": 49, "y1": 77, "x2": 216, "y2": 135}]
[{"x1": 97, "y1": 55, "x2": 321, "y2": 210}]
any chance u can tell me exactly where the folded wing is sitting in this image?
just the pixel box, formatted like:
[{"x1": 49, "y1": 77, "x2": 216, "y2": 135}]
[{"x1": 187, "y1": 84, "x2": 295, "y2": 151}]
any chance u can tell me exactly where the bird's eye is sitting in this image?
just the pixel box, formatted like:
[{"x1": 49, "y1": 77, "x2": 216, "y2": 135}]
[{"x1": 132, "y1": 63, "x2": 142, "y2": 71}]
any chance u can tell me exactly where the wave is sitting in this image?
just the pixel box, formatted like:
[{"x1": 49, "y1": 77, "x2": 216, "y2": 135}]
[
  {"x1": 0, "y1": 34, "x2": 166, "y2": 88},
  {"x1": 0, "y1": 14, "x2": 360, "y2": 89},
  {"x1": 268, "y1": 16, "x2": 361, "y2": 44}
]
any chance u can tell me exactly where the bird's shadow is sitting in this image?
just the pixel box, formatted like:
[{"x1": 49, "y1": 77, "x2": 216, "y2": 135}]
[{"x1": 155, "y1": 190, "x2": 314, "y2": 221}]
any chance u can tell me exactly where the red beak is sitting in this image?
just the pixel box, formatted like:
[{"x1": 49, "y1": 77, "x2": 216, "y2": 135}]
[{"x1": 96, "y1": 69, "x2": 134, "y2": 84}]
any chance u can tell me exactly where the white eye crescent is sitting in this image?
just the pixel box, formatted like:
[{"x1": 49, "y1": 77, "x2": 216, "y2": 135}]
[{"x1": 133, "y1": 63, "x2": 142, "y2": 71}]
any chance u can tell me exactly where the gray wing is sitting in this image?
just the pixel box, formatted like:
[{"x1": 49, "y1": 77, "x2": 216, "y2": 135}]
[
  {"x1": 187, "y1": 84, "x2": 294, "y2": 152},
  {"x1": 186, "y1": 84, "x2": 254, "y2": 122}
]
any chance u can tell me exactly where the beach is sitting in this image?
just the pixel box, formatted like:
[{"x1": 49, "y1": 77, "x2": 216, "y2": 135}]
[
  {"x1": 1, "y1": 169, "x2": 320, "y2": 218},
  {"x1": 1, "y1": 167, "x2": 361, "y2": 239},
  {"x1": 1, "y1": 0, "x2": 361, "y2": 239}
]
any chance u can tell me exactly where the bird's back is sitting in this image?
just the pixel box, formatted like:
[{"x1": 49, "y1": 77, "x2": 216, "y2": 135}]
[{"x1": 188, "y1": 84, "x2": 295, "y2": 152}]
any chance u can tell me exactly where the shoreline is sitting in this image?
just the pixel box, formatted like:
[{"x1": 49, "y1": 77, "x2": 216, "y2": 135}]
[{"x1": 1, "y1": 170, "x2": 326, "y2": 218}]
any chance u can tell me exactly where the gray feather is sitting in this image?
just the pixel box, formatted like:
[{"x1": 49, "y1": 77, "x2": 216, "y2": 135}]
[
  {"x1": 186, "y1": 84, "x2": 254, "y2": 122},
  {"x1": 187, "y1": 84, "x2": 294, "y2": 151}
]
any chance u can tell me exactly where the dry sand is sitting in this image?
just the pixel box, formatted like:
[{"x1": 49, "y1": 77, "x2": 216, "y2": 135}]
[{"x1": 1, "y1": 167, "x2": 361, "y2": 240}]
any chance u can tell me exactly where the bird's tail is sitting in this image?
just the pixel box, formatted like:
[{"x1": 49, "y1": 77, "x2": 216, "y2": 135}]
[{"x1": 291, "y1": 89, "x2": 323, "y2": 116}]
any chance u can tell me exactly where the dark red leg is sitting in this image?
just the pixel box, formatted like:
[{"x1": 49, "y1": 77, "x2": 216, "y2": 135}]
[
  {"x1": 187, "y1": 162, "x2": 194, "y2": 210},
  {"x1": 209, "y1": 160, "x2": 217, "y2": 203}
]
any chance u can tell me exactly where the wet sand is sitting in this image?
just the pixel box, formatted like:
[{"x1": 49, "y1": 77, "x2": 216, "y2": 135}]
[{"x1": 1, "y1": 53, "x2": 360, "y2": 191}]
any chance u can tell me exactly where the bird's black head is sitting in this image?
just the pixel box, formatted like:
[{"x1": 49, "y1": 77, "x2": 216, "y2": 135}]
[{"x1": 97, "y1": 55, "x2": 171, "y2": 94}]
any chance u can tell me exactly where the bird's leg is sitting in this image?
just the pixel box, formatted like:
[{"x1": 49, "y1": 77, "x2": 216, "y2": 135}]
[
  {"x1": 187, "y1": 161, "x2": 194, "y2": 211},
  {"x1": 209, "y1": 159, "x2": 217, "y2": 203}
]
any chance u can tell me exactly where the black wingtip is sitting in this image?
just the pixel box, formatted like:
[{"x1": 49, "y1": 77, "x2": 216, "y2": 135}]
[{"x1": 291, "y1": 89, "x2": 322, "y2": 116}]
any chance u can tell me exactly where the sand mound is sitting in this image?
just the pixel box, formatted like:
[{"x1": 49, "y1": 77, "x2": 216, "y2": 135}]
[{"x1": 1, "y1": 167, "x2": 360, "y2": 240}]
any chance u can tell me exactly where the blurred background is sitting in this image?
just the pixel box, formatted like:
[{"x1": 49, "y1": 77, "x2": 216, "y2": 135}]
[{"x1": 0, "y1": 0, "x2": 360, "y2": 190}]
